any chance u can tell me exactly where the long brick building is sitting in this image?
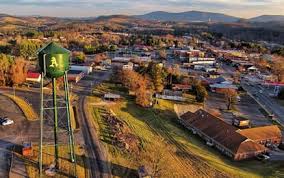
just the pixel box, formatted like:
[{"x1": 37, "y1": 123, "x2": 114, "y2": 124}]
[{"x1": 179, "y1": 109, "x2": 282, "y2": 161}]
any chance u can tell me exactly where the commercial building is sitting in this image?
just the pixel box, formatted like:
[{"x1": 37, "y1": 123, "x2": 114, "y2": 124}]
[
  {"x1": 179, "y1": 109, "x2": 277, "y2": 161},
  {"x1": 237, "y1": 126, "x2": 282, "y2": 148}
]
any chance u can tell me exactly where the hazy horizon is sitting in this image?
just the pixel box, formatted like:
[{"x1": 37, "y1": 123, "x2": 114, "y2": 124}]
[{"x1": 0, "y1": 0, "x2": 284, "y2": 18}]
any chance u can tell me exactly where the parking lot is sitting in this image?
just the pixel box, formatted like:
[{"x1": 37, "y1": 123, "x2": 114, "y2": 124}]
[{"x1": 206, "y1": 92, "x2": 272, "y2": 127}]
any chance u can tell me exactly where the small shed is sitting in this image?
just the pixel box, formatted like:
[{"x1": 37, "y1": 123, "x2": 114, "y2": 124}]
[
  {"x1": 104, "y1": 93, "x2": 121, "y2": 101},
  {"x1": 26, "y1": 71, "x2": 41, "y2": 83}
]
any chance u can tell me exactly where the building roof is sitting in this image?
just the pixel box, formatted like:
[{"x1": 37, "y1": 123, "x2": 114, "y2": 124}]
[
  {"x1": 180, "y1": 109, "x2": 266, "y2": 155},
  {"x1": 27, "y1": 71, "x2": 41, "y2": 79},
  {"x1": 172, "y1": 84, "x2": 192, "y2": 90},
  {"x1": 210, "y1": 83, "x2": 238, "y2": 90},
  {"x1": 237, "y1": 125, "x2": 282, "y2": 141},
  {"x1": 236, "y1": 140, "x2": 267, "y2": 155},
  {"x1": 207, "y1": 76, "x2": 226, "y2": 84},
  {"x1": 104, "y1": 93, "x2": 121, "y2": 99},
  {"x1": 68, "y1": 70, "x2": 84, "y2": 75},
  {"x1": 38, "y1": 42, "x2": 70, "y2": 54}
]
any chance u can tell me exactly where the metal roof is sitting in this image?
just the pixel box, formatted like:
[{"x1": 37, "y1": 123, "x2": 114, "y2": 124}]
[{"x1": 38, "y1": 42, "x2": 70, "y2": 54}]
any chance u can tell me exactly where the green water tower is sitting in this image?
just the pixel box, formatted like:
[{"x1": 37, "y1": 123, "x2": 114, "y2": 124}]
[
  {"x1": 38, "y1": 42, "x2": 77, "y2": 177},
  {"x1": 38, "y1": 42, "x2": 70, "y2": 78}
]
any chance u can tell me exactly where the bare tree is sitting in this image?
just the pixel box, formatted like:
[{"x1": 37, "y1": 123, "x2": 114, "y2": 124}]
[{"x1": 222, "y1": 88, "x2": 238, "y2": 110}]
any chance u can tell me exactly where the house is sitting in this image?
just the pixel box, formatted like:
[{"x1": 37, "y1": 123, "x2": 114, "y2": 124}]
[
  {"x1": 237, "y1": 125, "x2": 282, "y2": 147},
  {"x1": 180, "y1": 109, "x2": 268, "y2": 160},
  {"x1": 26, "y1": 71, "x2": 41, "y2": 83}
]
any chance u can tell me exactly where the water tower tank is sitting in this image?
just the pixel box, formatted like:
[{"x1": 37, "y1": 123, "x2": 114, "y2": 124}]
[{"x1": 38, "y1": 42, "x2": 70, "y2": 78}]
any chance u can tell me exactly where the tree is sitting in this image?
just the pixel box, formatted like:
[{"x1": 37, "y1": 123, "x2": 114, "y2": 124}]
[
  {"x1": 121, "y1": 70, "x2": 153, "y2": 107},
  {"x1": 149, "y1": 63, "x2": 166, "y2": 93},
  {"x1": 195, "y1": 84, "x2": 207, "y2": 102},
  {"x1": 94, "y1": 53, "x2": 107, "y2": 64},
  {"x1": 222, "y1": 88, "x2": 238, "y2": 110},
  {"x1": 83, "y1": 44, "x2": 96, "y2": 54},
  {"x1": 271, "y1": 57, "x2": 284, "y2": 82},
  {"x1": 73, "y1": 51, "x2": 86, "y2": 64},
  {"x1": 272, "y1": 47, "x2": 284, "y2": 57},
  {"x1": 17, "y1": 40, "x2": 41, "y2": 60},
  {"x1": 158, "y1": 50, "x2": 167, "y2": 60},
  {"x1": 0, "y1": 54, "x2": 13, "y2": 86},
  {"x1": 140, "y1": 140, "x2": 172, "y2": 177},
  {"x1": 10, "y1": 57, "x2": 28, "y2": 86}
]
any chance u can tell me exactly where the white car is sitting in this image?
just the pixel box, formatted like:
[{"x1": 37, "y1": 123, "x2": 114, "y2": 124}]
[
  {"x1": 0, "y1": 117, "x2": 14, "y2": 126},
  {"x1": 256, "y1": 154, "x2": 270, "y2": 161}
]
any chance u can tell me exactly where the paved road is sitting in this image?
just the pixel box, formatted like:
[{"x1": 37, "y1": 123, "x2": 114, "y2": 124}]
[
  {"x1": 241, "y1": 80, "x2": 284, "y2": 125},
  {"x1": 72, "y1": 70, "x2": 112, "y2": 178}
]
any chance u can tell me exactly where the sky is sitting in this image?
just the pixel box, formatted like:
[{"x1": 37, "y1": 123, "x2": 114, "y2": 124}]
[{"x1": 0, "y1": 0, "x2": 284, "y2": 18}]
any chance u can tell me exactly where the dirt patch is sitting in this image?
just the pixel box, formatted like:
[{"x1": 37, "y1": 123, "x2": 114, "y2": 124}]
[{"x1": 101, "y1": 110, "x2": 141, "y2": 154}]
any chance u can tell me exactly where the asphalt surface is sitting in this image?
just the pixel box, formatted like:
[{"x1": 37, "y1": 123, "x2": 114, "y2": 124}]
[
  {"x1": 205, "y1": 92, "x2": 271, "y2": 127},
  {"x1": 241, "y1": 80, "x2": 284, "y2": 125},
  {"x1": 0, "y1": 69, "x2": 112, "y2": 178}
]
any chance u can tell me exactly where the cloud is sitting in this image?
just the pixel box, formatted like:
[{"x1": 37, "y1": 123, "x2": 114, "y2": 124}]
[{"x1": 0, "y1": 0, "x2": 283, "y2": 17}]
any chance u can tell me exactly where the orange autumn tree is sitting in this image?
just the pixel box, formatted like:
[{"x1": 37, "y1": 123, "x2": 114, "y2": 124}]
[
  {"x1": 121, "y1": 70, "x2": 152, "y2": 107},
  {"x1": 10, "y1": 57, "x2": 28, "y2": 86}
]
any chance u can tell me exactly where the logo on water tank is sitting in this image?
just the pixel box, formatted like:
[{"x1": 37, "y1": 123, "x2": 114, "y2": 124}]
[{"x1": 49, "y1": 57, "x2": 59, "y2": 68}]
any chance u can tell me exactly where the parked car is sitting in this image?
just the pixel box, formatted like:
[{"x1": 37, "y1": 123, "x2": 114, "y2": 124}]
[
  {"x1": 206, "y1": 141, "x2": 214, "y2": 147},
  {"x1": 256, "y1": 154, "x2": 270, "y2": 161},
  {"x1": 0, "y1": 117, "x2": 14, "y2": 126}
]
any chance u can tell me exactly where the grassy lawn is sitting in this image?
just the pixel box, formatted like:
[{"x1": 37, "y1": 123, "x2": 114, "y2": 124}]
[
  {"x1": 151, "y1": 99, "x2": 283, "y2": 178},
  {"x1": 3, "y1": 93, "x2": 38, "y2": 121},
  {"x1": 25, "y1": 145, "x2": 86, "y2": 178},
  {"x1": 88, "y1": 83, "x2": 284, "y2": 178}
]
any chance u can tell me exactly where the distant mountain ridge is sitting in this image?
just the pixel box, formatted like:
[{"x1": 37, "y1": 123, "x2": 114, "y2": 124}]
[
  {"x1": 135, "y1": 11, "x2": 284, "y2": 23},
  {"x1": 0, "y1": 11, "x2": 284, "y2": 25},
  {"x1": 135, "y1": 11, "x2": 241, "y2": 23},
  {"x1": 248, "y1": 15, "x2": 284, "y2": 22}
]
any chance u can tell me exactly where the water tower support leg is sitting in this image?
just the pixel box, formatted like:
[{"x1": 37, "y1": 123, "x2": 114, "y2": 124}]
[
  {"x1": 52, "y1": 78, "x2": 59, "y2": 168},
  {"x1": 39, "y1": 73, "x2": 44, "y2": 177},
  {"x1": 64, "y1": 72, "x2": 77, "y2": 177}
]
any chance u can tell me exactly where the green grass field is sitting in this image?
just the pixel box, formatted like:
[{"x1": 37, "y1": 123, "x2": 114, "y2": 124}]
[{"x1": 88, "y1": 82, "x2": 284, "y2": 178}]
